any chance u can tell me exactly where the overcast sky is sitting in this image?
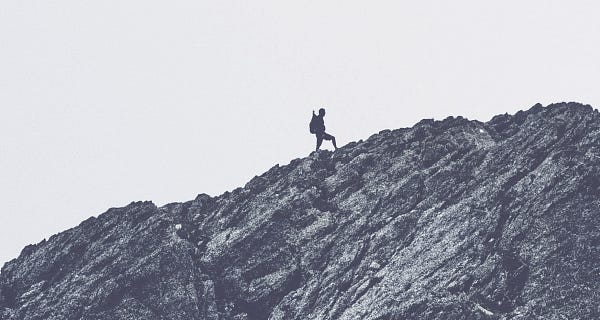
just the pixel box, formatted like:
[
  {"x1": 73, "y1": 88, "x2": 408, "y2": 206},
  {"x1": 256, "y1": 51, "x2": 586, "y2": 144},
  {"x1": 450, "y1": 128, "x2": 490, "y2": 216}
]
[{"x1": 1, "y1": 1, "x2": 599, "y2": 267}]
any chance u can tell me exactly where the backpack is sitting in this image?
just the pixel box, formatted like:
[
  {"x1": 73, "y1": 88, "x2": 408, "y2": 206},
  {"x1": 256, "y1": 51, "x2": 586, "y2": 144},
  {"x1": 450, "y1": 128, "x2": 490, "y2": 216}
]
[{"x1": 309, "y1": 114, "x2": 318, "y2": 134}]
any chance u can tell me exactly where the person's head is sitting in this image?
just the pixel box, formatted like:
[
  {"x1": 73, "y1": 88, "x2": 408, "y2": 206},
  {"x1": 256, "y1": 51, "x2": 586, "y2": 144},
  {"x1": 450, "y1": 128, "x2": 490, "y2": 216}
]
[{"x1": 318, "y1": 108, "x2": 326, "y2": 117}]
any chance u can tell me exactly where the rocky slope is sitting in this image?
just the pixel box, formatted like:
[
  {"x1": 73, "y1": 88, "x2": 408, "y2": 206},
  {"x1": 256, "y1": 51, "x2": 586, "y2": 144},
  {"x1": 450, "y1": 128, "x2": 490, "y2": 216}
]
[{"x1": 1, "y1": 102, "x2": 600, "y2": 319}]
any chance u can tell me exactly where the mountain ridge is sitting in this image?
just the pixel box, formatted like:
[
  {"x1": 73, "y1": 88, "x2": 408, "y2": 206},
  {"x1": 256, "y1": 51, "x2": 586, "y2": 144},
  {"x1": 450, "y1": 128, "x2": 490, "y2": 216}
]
[{"x1": 1, "y1": 102, "x2": 599, "y2": 319}]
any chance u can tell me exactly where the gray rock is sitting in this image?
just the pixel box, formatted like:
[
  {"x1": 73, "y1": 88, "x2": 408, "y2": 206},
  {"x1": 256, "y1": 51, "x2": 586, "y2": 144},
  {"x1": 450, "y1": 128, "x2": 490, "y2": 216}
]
[{"x1": 1, "y1": 102, "x2": 600, "y2": 319}]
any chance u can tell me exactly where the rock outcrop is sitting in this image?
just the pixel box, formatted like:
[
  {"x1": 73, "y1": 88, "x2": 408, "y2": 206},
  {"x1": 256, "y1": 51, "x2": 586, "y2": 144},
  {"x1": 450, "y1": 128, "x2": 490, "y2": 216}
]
[{"x1": 1, "y1": 102, "x2": 599, "y2": 319}]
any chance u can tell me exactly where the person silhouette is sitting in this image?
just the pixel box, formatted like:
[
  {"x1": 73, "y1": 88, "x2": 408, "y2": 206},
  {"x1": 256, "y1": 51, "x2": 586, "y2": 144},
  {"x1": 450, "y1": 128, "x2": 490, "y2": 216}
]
[{"x1": 312, "y1": 108, "x2": 338, "y2": 152}]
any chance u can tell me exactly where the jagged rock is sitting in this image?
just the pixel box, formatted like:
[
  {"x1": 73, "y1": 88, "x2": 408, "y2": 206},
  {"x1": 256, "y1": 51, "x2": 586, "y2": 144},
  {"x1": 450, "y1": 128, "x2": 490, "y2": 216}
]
[
  {"x1": 368, "y1": 261, "x2": 381, "y2": 271},
  {"x1": 1, "y1": 102, "x2": 600, "y2": 319}
]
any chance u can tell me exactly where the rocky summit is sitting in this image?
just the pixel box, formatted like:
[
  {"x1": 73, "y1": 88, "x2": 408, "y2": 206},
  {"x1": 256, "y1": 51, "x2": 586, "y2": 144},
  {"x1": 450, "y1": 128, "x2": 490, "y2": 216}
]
[{"x1": 2, "y1": 102, "x2": 600, "y2": 320}]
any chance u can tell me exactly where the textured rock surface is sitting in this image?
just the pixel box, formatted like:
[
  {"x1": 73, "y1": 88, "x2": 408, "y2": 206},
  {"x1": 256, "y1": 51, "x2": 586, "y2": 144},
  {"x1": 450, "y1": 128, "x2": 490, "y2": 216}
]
[{"x1": 2, "y1": 102, "x2": 600, "y2": 319}]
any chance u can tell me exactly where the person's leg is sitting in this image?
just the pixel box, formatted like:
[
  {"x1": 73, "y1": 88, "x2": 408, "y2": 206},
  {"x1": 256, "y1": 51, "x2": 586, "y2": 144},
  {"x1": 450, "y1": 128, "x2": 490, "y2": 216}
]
[
  {"x1": 323, "y1": 133, "x2": 337, "y2": 150},
  {"x1": 316, "y1": 133, "x2": 324, "y2": 151}
]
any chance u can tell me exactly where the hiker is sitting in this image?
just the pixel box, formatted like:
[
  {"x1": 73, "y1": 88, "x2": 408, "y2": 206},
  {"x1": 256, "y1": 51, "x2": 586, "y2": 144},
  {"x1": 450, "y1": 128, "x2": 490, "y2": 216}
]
[{"x1": 310, "y1": 108, "x2": 338, "y2": 152}]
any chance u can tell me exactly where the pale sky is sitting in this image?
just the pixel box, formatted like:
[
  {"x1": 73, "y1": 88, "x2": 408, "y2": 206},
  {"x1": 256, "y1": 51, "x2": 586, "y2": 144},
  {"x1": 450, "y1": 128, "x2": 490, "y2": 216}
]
[{"x1": 1, "y1": 1, "x2": 599, "y2": 267}]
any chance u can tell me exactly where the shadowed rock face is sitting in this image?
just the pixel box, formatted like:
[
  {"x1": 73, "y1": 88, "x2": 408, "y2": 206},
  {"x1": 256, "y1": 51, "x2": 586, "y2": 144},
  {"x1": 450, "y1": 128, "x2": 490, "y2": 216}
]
[{"x1": 1, "y1": 102, "x2": 600, "y2": 320}]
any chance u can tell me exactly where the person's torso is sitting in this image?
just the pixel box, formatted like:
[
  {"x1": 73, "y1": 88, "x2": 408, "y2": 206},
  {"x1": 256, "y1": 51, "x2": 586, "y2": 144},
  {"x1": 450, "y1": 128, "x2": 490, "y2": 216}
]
[{"x1": 315, "y1": 116, "x2": 325, "y2": 132}]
